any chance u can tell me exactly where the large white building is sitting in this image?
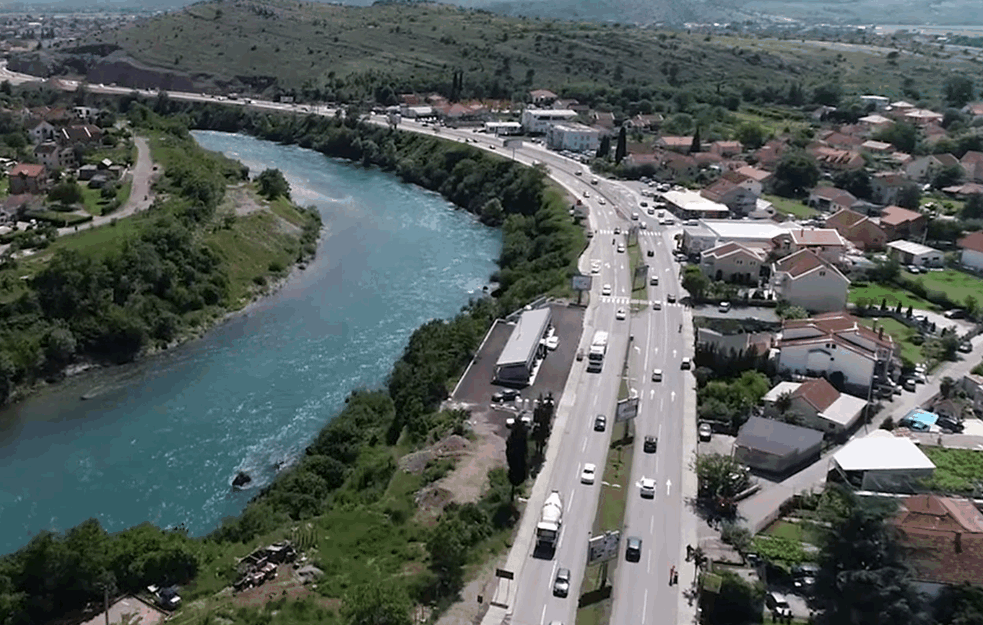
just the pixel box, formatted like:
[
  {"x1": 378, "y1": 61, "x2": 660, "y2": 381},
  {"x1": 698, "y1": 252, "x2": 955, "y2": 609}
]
[
  {"x1": 520, "y1": 109, "x2": 578, "y2": 134},
  {"x1": 484, "y1": 121, "x2": 522, "y2": 136},
  {"x1": 776, "y1": 312, "x2": 895, "y2": 393},
  {"x1": 545, "y1": 122, "x2": 600, "y2": 153},
  {"x1": 682, "y1": 219, "x2": 789, "y2": 255},
  {"x1": 663, "y1": 190, "x2": 730, "y2": 220},
  {"x1": 828, "y1": 430, "x2": 935, "y2": 493},
  {"x1": 771, "y1": 249, "x2": 850, "y2": 313}
]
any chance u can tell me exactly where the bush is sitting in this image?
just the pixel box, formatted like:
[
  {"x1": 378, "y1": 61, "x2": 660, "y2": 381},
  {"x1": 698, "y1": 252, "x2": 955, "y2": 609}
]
[{"x1": 720, "y1": 521, "x2": 753, "y2": 553}]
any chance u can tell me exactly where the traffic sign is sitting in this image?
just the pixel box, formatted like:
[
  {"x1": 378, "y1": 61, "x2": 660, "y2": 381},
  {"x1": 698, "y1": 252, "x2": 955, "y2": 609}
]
[
  {"x1": 587, "y1": 531, "x2": 621, "y2": 565},
  {"x1": 571, "y1": 274, "x2": 592, "y2": 292},
  {"x1": 615, "y1": 397, "x2": 640, "y2": 423}
]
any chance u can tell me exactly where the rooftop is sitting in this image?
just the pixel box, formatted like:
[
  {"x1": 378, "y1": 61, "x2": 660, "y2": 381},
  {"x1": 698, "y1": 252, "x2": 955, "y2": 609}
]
[
  {"x1": 79, "y1": 596, "x2": 167, "y2": 625},
  {"x1": 735, "y1": 416, "x2": 824, "y2": 458},
  {"x1": 886, "y1": 240, "x2": 940, "y2": 256},
  {"x1": 496, "y1": 307, "x2": 551, "y2": 368},
  {"x1": 773, "y1": 249, "x2": 844, "y2": 280},
  {"x1": 663, "y1": 190, "x2": 730, "y2": 214},
  {"x1": 701, "y1": 241, "x2": 770, "y2": 261},
  {"x1": 783, "y1": 228, "x2": 847, "y2": 247},
  {"x1": 700, "y1": 219, "x2": 788, "y2": 240},
  {"x1": 832, "y1": 431, "x2": 935, "y2": 472},
  {"x1": 880, "y1": 205, "x2": 924, "y2": 226},
  {"x1": 819, "y1": 393, "x2": 868, "y2": 427},
  {"x1": 958, "y1": 230, "x2": 983, "y2": 254},
  {"x1": 795, "y1": 377, "x2": 840, "y2": 412}
]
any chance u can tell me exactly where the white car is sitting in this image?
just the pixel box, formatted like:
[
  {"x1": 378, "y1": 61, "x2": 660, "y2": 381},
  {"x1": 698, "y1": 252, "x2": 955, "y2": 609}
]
[
  {"x1": 719, "y1": 301, "x2": 731, "y2": 313},
  {"x1": 617, "y1": 244, "x2": 626, "y2": 253},
  {"x1": 652, "y1": 369, "x2": 663, "y2": 382},
  {"x1": 602, "y1": 284, "x2": 612, "y2": 296},
  {"x1": 640, "y1": 477, "x2": 656, "y2": 499},
  {"x1": 581, "y1": 463, "x2": 597, "y2": 485},
  {"x1": 681, "y1": 357, "x2": 692, "y2": 370},
  {"x1": 616, "y1": 308, "x2": 627, "y2": 320},
  {"x1": 590, "y1": 261, "x2": 601, "y2": 274},
  {"x1": 583, "y1": 191, "x2": 590, "y2": 198},
  {"x1": 652, "y1": 300, "x2": 662, "y2": 310},
  {"x1": 545, "y1": 335, "x2": 560, "y2": 351},
  {"x1": 598, "y1": 198, "x2": 606, "y2": 205}
]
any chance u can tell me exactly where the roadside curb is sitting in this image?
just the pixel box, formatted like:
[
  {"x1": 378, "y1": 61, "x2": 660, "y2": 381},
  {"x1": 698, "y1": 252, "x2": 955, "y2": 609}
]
[{"x1": 677, "y1": 313, "x2": 701, "y2": 625}]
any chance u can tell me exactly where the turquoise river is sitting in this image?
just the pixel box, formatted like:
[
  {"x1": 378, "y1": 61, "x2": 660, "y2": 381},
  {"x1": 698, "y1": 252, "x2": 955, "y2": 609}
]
[{"x1": 0, "y1": 131, "x2": 501, "y2": 555}]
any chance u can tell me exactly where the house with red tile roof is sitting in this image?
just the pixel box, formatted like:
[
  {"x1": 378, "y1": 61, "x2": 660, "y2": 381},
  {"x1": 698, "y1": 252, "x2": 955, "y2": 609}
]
[
  {"x1": 825, "y1": 208, "x2": 886, "y2": 251},
  {"x1": 776, "y1": 312, "x2": 895, "y2": 391},
  {"x1": 772, "y1": 228, "x2": 848, "y2": 264},
  {"x1": 699, "y1": 241, "x2": 769, "y2": 283},
  {"x1": 958, "y1": 230, "x2": 983, "y2": 271},
  {"x1": 657, "y1": 135, "x2": 695, "y2": 154},
  {"x1": 818, "y1": 130, "x2": 863, "y2": 150},
  {"x1": 8, "y1": 163, "x2": 47, "y2": 194},
  {"x1": 904, "y1": 153, "x2": 962, "y2": 182},
  {"x1": 701, "y1": 179, "x2": 757, "y2": 216},
  {"x1": 762, "y1": 377, "x2": 867, "y2": 434},
  {"x1": 710, "y1": 140, "x2": 743, "y2": 157},
  {"x1": 893, "y1": 494, "x2": 983, "y2": 592},
  {"x1": 808, "y1": 186, "x2": 857, "y2": 213},
  {"x1": 755, "y1": 139, "x2": 788, "y2": 170},
  {"x1": 808, "y1": 145, "x2": 866, "y2": 171},
  {"x1": 771, "y1": 249, "x2": 849, "y2": 312},
  {"x1": 529, "y1": 89, "x2": 557, "y2": 106},
  {"x1": 879, "y1": 205, "x2": 927, "y2": 241},
  {"x1": 961, "y1": 151, "x2": 983, "y2": 183}
]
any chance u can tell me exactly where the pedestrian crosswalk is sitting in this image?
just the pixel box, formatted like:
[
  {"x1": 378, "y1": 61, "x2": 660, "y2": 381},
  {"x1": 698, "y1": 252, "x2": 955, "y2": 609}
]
[
  {"x1": 595, "y1": 228, "x2": 664, "y2": 237},
  {"x1": 600, "y1": 295, "x2": 685, "y2": 308}
]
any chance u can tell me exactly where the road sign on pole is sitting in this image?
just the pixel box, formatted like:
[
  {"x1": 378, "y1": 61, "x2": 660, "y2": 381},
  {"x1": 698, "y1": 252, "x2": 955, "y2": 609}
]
[
  {"x1": 587, "y1": 531, "x2": 621, "y2": 565},
  {"x1": 615, "y1": 397, "x2": 640, "y2": 423}
]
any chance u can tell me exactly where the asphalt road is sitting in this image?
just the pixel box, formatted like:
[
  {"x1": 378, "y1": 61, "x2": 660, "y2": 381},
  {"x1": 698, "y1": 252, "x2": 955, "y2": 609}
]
[{"x1": 0, "y1": 64, "x2": 696, "y2": 624}]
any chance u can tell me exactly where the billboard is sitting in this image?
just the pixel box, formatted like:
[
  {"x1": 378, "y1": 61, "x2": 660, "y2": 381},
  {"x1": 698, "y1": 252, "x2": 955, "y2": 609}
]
[
  {"x1": 587, "y1": 531, "x2": 621, "y2": 565},
  {"x1": 503, "y1": 139, "x2": 524, "y2": 148},
  {"x1": 615, "y1": 397, "x2": 640, "y2": 423},
  {"x1": 571, "y1": 274, "x2": 592, "y2": 292}
]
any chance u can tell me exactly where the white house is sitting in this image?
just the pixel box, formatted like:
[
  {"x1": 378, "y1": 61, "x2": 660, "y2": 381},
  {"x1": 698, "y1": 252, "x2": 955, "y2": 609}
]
[
  {"x1": 520, "y1": 109, "x2": 578, "y2": 134},
  {"x1": 776, "y1": 312, "x2": 895, "y2": 392},
  {"x1": 700, "y1": 241, "x2": 769, "y2": 283},
  {"x1": 886, "y1": 240, "x2": 944, "y2": 268},
  {"x1": 860, "y1": 95, "x2": 890, "y2": 110},
  {"x1": 771, "y1": 249, "x2": 850, "y2": 313},
  {"x1": 682, "y1": 219, "x2": 787, "y2": 255},
  {"x1": 545, "y1": 122, "x2": 599, "y2": 153},
  {"x1": 828, "y1": 430, "x2": 935, "y2": 493},
  {"x1": 483, "y1": 121, "x2": 522, "y2": 136},
  {"x1": 761, "y1": 377, "x2": 867, "y2": 434},
  {"x1": 958, "y1": 231, "x2": 983, "y2": 271},
  {"x1": 771, "y1": 228, "x2": 848, "y2": 264},
  {"x1": 33, "y1": 142, "x2": 75, "y2": 170},
  {"x1": 903, "y1": 154, "x2": 962, "y2": 182},
  {"x1": 29, "y1": 120, "x2": 56, "y2": 144}
]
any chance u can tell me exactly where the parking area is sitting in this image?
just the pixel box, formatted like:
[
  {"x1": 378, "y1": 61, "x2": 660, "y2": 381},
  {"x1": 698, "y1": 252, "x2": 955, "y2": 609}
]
[{"x1": 453, "y1": 303, "x2": 586, "y2": 414}]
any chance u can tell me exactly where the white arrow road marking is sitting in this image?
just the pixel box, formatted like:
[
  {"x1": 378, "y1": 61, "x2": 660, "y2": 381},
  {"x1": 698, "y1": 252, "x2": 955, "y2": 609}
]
[
  {"x1": 673, "y1": 349, "x2": 677, "y2": 358},
  {"x1": 634, "y1": 345, "x2": 641, "y2": 353},
  {"x1": 650, "y1": 389, "x2": 655, "y2": 400},
  {"x1": 667, "y1": 479, "x2": 672, "y2": 496}
]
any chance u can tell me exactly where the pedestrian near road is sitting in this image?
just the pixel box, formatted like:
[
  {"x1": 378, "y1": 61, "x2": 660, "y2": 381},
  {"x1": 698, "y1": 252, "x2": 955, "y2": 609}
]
[{"x1": 669, "y1": 565, "x2": 676, "y2": 586}]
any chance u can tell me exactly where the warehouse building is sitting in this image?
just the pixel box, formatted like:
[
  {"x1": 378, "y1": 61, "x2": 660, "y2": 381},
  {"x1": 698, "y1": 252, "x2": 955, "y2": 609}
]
[
  {"x1": 733, "y1": 416, "x2": 825, "y2": 474},
  {"x1": 495, "y1": 308, "x2": 552, "y2": 386},
  {"x1": 827, "y1": 430, "x2": 935, "y2": 493}
]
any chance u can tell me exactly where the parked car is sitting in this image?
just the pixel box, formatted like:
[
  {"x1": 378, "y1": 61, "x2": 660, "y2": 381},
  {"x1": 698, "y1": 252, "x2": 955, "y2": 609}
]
[
  {"x1": 492, "y1": 389, "x2": 520, "y2": 403},
  {"x1": 767, "y1": 592, "x2": 793, "y2": 619},
  {"x1": 902, "y1": 378, "x2": 917, "y2": 392},
  {"x1": 647, "y1": 249, "x2": 654, "y2": 257},
  {"x1": 699, "y1": 423, "x2": 712, "y2": 442},
  {"x1": 944, "y1": 309, "x2": 967, "y2": 319},
  {"x1": 959, "y1": 341, "x2": 973, "y2": 353},
  {"x1": 576, "y1": 349, "x2": 584, "y2": 361},
  {"x1": 938, "y1": 417, "x2": 965, "y2": 433},
  {"x1": 718, "y1": 301, "x2": 731, "y2": 313}
]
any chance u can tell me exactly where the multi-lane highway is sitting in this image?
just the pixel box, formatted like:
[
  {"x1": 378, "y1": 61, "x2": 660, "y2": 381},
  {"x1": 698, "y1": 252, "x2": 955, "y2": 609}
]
[{"x1": 0, "y1": 63, "x2": 695, "y2": 623}]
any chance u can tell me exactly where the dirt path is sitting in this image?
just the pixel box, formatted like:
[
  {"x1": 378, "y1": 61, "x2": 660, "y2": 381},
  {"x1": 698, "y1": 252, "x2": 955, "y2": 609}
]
[
  {"x1": 56, "y1": 136, "x2": 156, "y2": 236},
  {"x1": 437, "y1": 407, "x2": 506, "y2": 505}
]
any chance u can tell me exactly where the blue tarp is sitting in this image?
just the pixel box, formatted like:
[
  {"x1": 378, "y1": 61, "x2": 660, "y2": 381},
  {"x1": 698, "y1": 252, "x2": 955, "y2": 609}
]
[{"x1": 901, "y1": 409, "x2": 938, "y2": 431}]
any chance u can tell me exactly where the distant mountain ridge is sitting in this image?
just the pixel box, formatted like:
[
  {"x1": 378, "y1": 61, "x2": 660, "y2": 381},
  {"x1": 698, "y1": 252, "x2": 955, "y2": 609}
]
[{"x1": 8, "y1": 0, "x2": 983, "y2": 26}]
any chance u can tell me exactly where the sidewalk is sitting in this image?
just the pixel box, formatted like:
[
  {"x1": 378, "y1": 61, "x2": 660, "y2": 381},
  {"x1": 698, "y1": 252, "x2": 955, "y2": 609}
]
[
  {"x1": 677, "y1": 313, "x2": 701, "y2": 625},
  {"x1": 739, "y1": 332, "x2": 983, "y2": 533}
]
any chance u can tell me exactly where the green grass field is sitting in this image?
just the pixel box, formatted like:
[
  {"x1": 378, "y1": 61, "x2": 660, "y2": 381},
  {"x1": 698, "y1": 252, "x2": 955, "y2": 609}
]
[
  {"x1": 922, "y1": 447, "x2": 983, "y2": 495},
  {"x1": 764, "y1": 195, "x2": 818, "y2": 219},
  {"x1": 849, "y1": 282, "x2": 932, "y2": 310},
  {"x1": 911, "y1": 269, "x2": 983, "y2": 306},
  {"x1": 859, "y1": 317, "x2": 924, "y2": 364}
]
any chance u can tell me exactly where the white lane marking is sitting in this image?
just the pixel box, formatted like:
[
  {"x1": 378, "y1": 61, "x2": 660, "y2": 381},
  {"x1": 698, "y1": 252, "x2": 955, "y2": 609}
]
[
  {"x1": 671, "y1": 391, "x2": 676, "y2": 403},
  {"x1": 650, "y1": 517, "x2": 655, "y2": 534},
  {"x1": 650, "y1": 389, "x2": 655, "y2": 400},
  {"x1": 567, "y1": 488, "x2": 577, "y2": 512},
  {"x1": 582, "y1": 438, "x2": 587, "y2": 452},
  {"x1": 672, "y1": 349, "x2": 677, "y2": 358},
  {"x1": 647, "y1": 551, "x2": 652, "y2": 573},
  {"x1": 658, "y1": 423, "x2": 663, "y2": 438},
  {"x1": 540, "y1": 605, "x2": 547, "y2": 625},
  {"x1": 667, "y1": 479, "x2": 672, "y2": 496},
  {"x1": 642, "y1": 589, "x2": 649, "y2": 623},
  {"x1": 550, "y1": 562, "x2": 558, "y2": 592}
]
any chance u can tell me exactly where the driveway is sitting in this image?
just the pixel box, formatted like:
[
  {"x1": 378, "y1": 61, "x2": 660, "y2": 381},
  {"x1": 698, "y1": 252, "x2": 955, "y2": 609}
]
[{"x1": 57, "y1": 136, "x2": 156, "y2": 236}]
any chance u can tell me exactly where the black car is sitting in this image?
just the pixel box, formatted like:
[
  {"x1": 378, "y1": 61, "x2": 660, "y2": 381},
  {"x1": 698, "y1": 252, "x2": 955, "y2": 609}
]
[
  {"x1": 625, "y1": 536, "x2": 642, "y2": 562},
  {"x1": 647, "y1": 250, "x2": 654, "y2": 257},
  {"x1": 492, "y1": 389, "x2": 520, "y2": 403},
  {"x1": 938, "y1": 417, "x2": 965, "y2": 433},
  {"x1": 667, "y1": 294, "x2": 676, "y2": 303},
  {"x1": 643, "y1": 436, "x2": 658, "y2": 453},
  {"x1": 552, "y1": 567, "x2": 571, "y2": 597},
  {"x1": 594, "y1": 414, "x2": 607, "y2": 432}
]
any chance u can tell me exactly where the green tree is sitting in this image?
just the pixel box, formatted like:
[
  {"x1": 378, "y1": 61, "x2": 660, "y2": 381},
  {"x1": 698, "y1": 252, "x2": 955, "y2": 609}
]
[
  {"x1": 256, "y1": 168, "x2": 291, "y2": 200},
  {"x1": 615, "y1": 126, "x2": 627, "y2": 164},
  {"x1": 703, "y1": 572, "x2": 764, "y2": 625},
  {"x1": 341, "y1": 581, "x2": 413, "y2": 625},
  {"x1": 505, "y1": 420, "x2": 528, "y2": 499},
  {"x1": 932, "y1": 163, "x2": 965, "y2": 189},
  {"x1": 774, "y1": 151, "x2": 820, "y2": 197},
  {"x1": 532, "y1": 392, "x2": 554, "y2": 455},
  {"x1": 682, "y1": 265, "x2": 710, "y2": 301},
  {"x1": 48, "y1": 181, "x2": 84, "y2": 206},
  {"x1": 596, "y1": 135, "x2": 611, "y2": 159},
  {"x1": 896, "y1": 183, "x2": 922, "y2": 209},
  {"x1": 479, "y1": 198, "x2": 504, "y2": 226},
  {"x1": 696, "y1": 453, "x2": 750, "y2": 511},
  {"x1": 0, "y1": 351, "x2": 14, "y2": 405},
  {"x1": 100, "y1": 181, "x2": 118, "y2": 201},
  {"x1": 963, "y1": 194, "x2": 983, "y2": 219},
  {"x1": 833, "y1": 169, "x2": 872, "y2": 200},
  {"x1": 966, "y1": 295, "x2": 979, "y2": 317},
  {"x1": 944, "y1": 75, "x2": 975, "y2": 108},
  {"x1": 934, "y1": 584, "x2": 983, "y2": 625},
  {"x1": 813, "y1": 82, "x2": 842, "y2": 106},
  {"x1": 815, "y1": 489, "x2": 929, "y2": 625},
  {"x1": 690, "y1": 126, "x2": 702, "y2": 154},
  {"x1": 735, "y1": 122, "x2": 766, "y2": 150},
  {"x1": 875, "y1": 122, "x2": 918, "y2": 153},
  {"x1": 43, "y1": 326, "x2": 77, "y2": 369}
]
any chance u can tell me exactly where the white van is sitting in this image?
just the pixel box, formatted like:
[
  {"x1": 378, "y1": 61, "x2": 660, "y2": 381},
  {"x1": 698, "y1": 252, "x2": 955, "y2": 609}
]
[{"x1": 766, "y1": 592, "x2": 792, "y2": 619}]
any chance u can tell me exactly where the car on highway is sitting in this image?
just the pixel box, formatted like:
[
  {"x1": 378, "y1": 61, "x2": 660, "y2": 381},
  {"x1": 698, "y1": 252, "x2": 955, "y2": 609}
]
[
  {"x1": 667, "y1": 293, "x2": 676, "y2": 303},
  {"x1": 591, "y1": 263, "x2": 601, "y2": 274},
  {"x1": 616, "y1": 308, "x2": 627, "y2": 320},
  {"x1": 598, "y1": 198, "x2": 606, "y2": 205},
  {"x1": 652, "y1": 369, "x2": 662, "y2": 382},
  {"x1": 699, "y1": 423, "x2": 713, "y2": 442},
  {"x1": 639, "y1": 222, "x2": 647, "y2": 230},
  {"x1": 583, "y1": 191, "x2": 590, "y2": 198},
  {"x1": 652, "y1": 300, "x2": 661, "y2": 310},
  {"x1": 617, "y1": 244, "x2": 626, "y2": 253},
  {"x1": 681, "y1": 357, "x2": 692, "y2": 370},
  {"x1": 553, "y1": 568, "x2": 571, "y2": 597},
  {"x1": 719, "y1": 301, "x2": 731, "y2": 313},
  {"x1": 643, "y1": 436, "x2": 658, "y2": 453},
  {"x1": 613, "y1": 227, "x2": 621, "y2": 235},
  {"x1": 492, "y1": 389, "x2": 520, "y2": 403},
  {"x1": 602, "y1": 284, "x2": 612, "y2": 296},
  {"x1": 575, "y1": 170, "x2": 583, "y2": 176},
  {"x1": 640, "y1": 477, "x2": 656, "y2": 499},
  {"x1": 647, "y1": 249, "x2": 654, "y2": 257},
  {"x1": 631, "y1": 213, "x2": 639, "y2": 220},
  {"x1": 591, "y1": 178, "x2": 599, "y2": 185},
  {"x1": 625, "y1": 536, "x2": 642, "y2": 562},
  {"x1": 594, "y1": 414, "x2": 607, "y2": 432},
  {"x1": 650, "y1": 276, "x2": 659, "y2": 286},
  {"x1": 581, "y1": 463, "x2": 597, "y2": 485}
]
